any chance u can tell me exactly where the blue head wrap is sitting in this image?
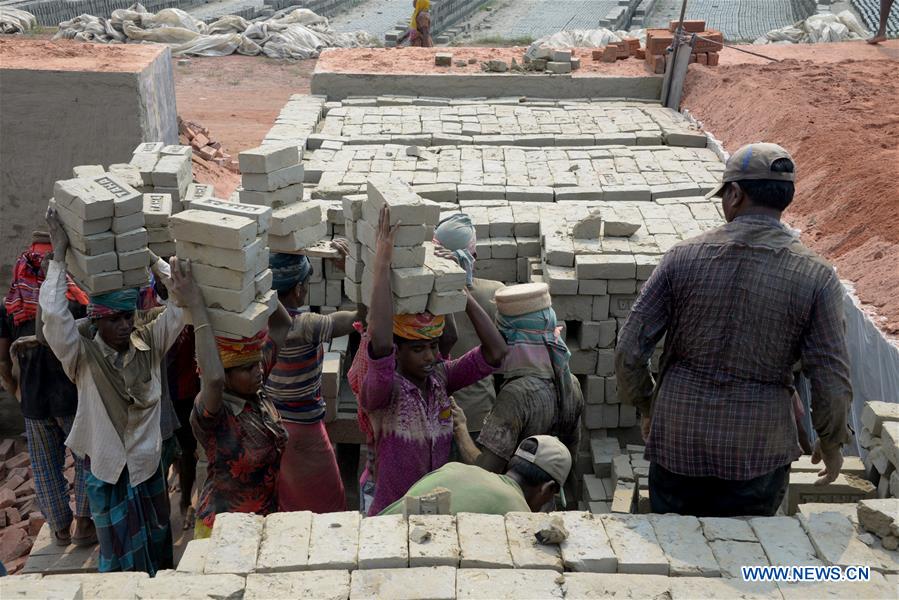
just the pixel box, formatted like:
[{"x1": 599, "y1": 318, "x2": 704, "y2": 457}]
[
  {"x1": 270, "y1": 253, "x2": 312, "y2": 292},
  {"x1": 434, "y1": 213, "x2": 477, "y2": 287},
  {"x1": 87, "y1": 288, "x2": 139, "y2": 318}
]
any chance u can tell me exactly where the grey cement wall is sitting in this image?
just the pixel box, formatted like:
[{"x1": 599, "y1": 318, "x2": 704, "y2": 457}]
[
  {"x1": 0, "y1": 47, "x2": 178, "y2": 288},
  {"x1": 311, "y1": 72, "x2": 663, "y2": 101}
]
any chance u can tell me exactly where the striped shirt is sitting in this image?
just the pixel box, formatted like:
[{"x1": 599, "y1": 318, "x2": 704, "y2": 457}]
[
  {"x1": 615, "y1": 215, "x2": 851, "y2": 481},
  {"x1": 263, "y1": 310, "x2": 334, "y2": 424}
]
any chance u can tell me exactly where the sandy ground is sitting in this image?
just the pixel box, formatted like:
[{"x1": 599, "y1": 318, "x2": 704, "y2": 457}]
[
  {"x1": 0, "y1": 38, "x2": 165, "y2": 71},
  {"x1": 683, "y1": 41, "x2": 899, "y2": 334},
  {"x1": 173, "y1": 41, "x2": 899, "y2": 333}
]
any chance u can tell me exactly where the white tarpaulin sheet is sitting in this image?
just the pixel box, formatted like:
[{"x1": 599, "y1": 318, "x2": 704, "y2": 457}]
[
  {"x1": 0, "y1": 7, "x2": 37, "y2": 33},
  {"x1": 524, "y1": 28, "x2": 646, "y2": 60},
  {"x1": 53, "y1": 3, "x2": 377, "y2": 58},
  {"x1": 755, "y1": 11, "x2": 869, "y2": 45}
]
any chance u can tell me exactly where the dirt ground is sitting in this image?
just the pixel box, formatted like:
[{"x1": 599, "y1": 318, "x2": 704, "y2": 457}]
[
  {"x1": 683, "y1": 42, "x2": 899, "y2": 334},
  {"x1": 173, "y1": 41, "x2": 899, "y2": 334}
]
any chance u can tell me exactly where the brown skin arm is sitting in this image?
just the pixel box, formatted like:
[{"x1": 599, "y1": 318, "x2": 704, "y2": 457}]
[
  {"x1": 439, "y1": 313, "x2": 458, "y2": 358},
  {"x1": 0, "y1": 337, "x2": 15, "y2": 396},
  {"x1": 462, "y1": 287, "x2": 507, "y2": 367},
  {"x1": 267, "y1": 301, "x2": 292, "y2": 352},
  {"x1": 368, "y1": 206, "x2": 400, "y2": 359},
  {"x1": 451, "y1": 398, "x2": 508, "y2": 472},
  {"x1": 171, "y1": 258, "x2": 223, "y2": 415}
]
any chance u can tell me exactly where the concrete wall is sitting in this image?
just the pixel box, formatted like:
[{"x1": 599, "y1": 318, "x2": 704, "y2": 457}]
[{"x1": 0, "y1": 41, "x2": 177, "y2": 287}]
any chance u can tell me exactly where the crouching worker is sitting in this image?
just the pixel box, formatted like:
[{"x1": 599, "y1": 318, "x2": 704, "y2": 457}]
[
  {"x1": 40, "y1": 208, "x2": 196, "y2": 575},
  {"x1": 191, "y1": 295, "x2": 289, "y2": 538},
  {"x1": 380, "y1": 435, "x2": 571, "y2": 515},
  {"x1": 357, "y1": 205, "x2": 508, "y2": 515}
]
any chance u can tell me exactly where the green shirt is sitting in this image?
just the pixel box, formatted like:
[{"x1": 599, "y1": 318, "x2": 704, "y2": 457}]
[{"x1": 379, "y1": 462, "x2": 531, "y2": 516}]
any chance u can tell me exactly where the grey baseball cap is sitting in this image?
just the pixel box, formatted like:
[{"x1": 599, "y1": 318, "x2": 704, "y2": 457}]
[
  {"x1": 513, "y1": 435, "x2": 572, "y2": 487},
  {"x1": 705, "y1": 142, "x2": 795, "y2": 199}
]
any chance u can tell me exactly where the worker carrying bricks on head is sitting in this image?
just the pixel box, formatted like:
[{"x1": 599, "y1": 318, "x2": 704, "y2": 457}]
[
  {"x1": 190, "y1": 272, "x2": 308, "y2": 538},
  {"x1": 380, "y1": 435, "x2": 572, "y2": 515},
  {"x1": 262, "y1": 246, "x2": 365, "y2": 514},
  {"x1": 351, "y1": 205, "x2": 508, "y2": 516},
  {"x1": 0, "y1": 232, "x2": 94, "y2": 548},
  {"x1": 615, "y1": 143, "x2": 852, "y2": 517},
  {"x1": 40, "y1": 208, "x2": 199, "y2": 575},
  {"x1": 432, "y1": 213, "x2": 506, "y2": 451},
  {"x1": 452, "y1": 282, "x2": 584, "y2": 508}
]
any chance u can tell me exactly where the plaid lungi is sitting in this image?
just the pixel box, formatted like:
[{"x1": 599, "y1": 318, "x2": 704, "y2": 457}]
[{"x1": 86, "y1": 466, "x2": 173, "y2": 575}]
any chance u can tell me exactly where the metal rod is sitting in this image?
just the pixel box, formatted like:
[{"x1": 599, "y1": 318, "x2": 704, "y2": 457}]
[{"x1": 693, "y1": 34, "x2": 781, "y2": 62}]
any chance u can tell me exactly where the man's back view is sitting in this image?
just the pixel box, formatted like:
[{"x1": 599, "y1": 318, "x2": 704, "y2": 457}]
[{"x1": 615, "y1": 143, "x2": 851, "y2": 517}]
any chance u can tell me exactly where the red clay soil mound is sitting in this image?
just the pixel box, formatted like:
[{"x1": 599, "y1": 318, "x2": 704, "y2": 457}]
[{"x1": 683, "y1": 58, "x2": 899, "y2": 334}]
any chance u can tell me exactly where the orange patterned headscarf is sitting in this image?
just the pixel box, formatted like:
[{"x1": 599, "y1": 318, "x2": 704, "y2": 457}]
[
  {"x1": 392, "y1": 312, "x2": 445, "y2": 341},
  {"x1": 215, "y1": 329, "x2": 267, "y2": 369}
]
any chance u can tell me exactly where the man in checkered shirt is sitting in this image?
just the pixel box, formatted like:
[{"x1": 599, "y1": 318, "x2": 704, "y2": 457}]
[{"x1": 615, "y1": 143, "x2": 851, "y2": 517}]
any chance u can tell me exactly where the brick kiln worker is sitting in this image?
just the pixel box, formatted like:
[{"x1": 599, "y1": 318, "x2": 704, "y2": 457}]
[
  {"x1": 40, "y1": 208, "x2": 198, "y2": 575},
  {"x1": 452, "y1": 282, "x2": 584, "y2": 505},
  {"x1": 397, "y1": 0, "x2": 433, "y2": 47},
  {"x1": 615, "y1": 143, "x2": 852, "y2": 517},
  {"x1": 353, "y1": 205, "x2": 507, "y2": 515},
  {"x1": 263, "y1": 247, "x2": 364, "y2": 514}
]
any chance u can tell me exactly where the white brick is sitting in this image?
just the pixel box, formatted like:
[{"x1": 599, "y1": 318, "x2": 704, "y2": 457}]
[
  {"x1": 184, "y1": 183, "x2": 215, "y2": 206},
  {"x1": 112, "y1": 211, "x2": 145, "y2": 234},
  {"x1": 456, "y1": 569, "x2": 563, "y2": 600},
  {"x1": 366, "y1": 177, "x2": 441, "y2": 226},
  {"x1": 391, "y1": 266, "x2": 435, "y2": 298},
  {"x1": 360, "y1": 234, "x2": 427, "y2": 268},
  {"x1": 191, "y1": 197, "x2": 271, "y2": 234},
  {"x1": 562, "y1": 573, "x2": 672, "y2": 599},
  {"x1": 239, "y1": 183, "x2": 304, "y2": 208},
  {"x1": 557, "y1": 511, "x2": 617, "y2": 573},
  {"x1": 239, "y1": 144, "x2": 301, "y2": 174},
  {"x1": 52, "y1": 199, "x2": 111, "y2": 236},
  {"x1": 649, "y1": 514, "x2": 719, "y2": 576},
  {"x1": 72, "y1": 164, "x2": 104, "y2": 178},
  {"x1": 862, "y1": 401, "x2": 899, "y2": 436},
  {"x1": 246, "y1": 571, "x2": 348, "y2": 600},
  {"x1": 135, "y1": 574, "x2": 246, "y2": 599},
  {"x1": 91, "y1": 174, "x2": 142, "y2": 217},
  {"x1": 457, "y1": 513, "x2": 514, "y2": 569},
  {"x1": 504, "y1": 512, "x2": 563, "y2": 571},
  {"x1": 200, "y1": 282, "x2": 256, "y2": 312},
  {"x1": 46, "y1": 573, "x2": 148, "y2": 599},
  {"x1": 307, "y1": 511, "x2": 360, "y2": 570},
  {"x1": 254, "y1": 269, "x2": 273, "y2": 296},
  {"x1": 147, "y1": 227, "x2": 171, "y2": 244},
  {"x1": 268, "y1": 222, "x2": 328, "y2": 253},
  {"x1": 54, "y1": 178, "x2": 115, "y2": 220},
  {"x1": 208, "y1": 290, "x2": 277, "y2": 338},
  {"x1": 427, "y1": 289, "x2": 467, "y2": 315},
  {"x1": 204, "y1": 512, "x2": 263, "y2": 575},
  {"x1": 709, "y1": 540, "x2": 768, "y2": 578},
  {"x1": 601, "y1": 514, "x2": 668, "y2": 575},
  {"x1": 669, "y1": 578, "x2": 781, "y2": 600},
  {"x1": 777, "y1": 576, "x2": 897, "y2": 600},
  {"x1": 269, "y1": 202, "x2": 322, "y2": 236},
  {"x1": 408, "y1": 514, "x2": 459, "y2": 567},
  {"x1": 170, "y1": 210, "x2": 257, "y2": 249},
  {"x1": 115, "y1": 228, "x2": 148, "y2": 254},
  {"x1": 544, "y1": 264, "x2": 578, "y2": 295},
  {"x1": 1, "y1": 578, "x2": 83, "y2": 600},
  {"x1": 797, "y1": 510, "x2": 881, "y2": 569},
  {"x1": 68, "y1": 229, "x2": 115, "y2": 256},
  {"x1": 65, "y1": 261, "x2": 122, "y2": 294},
  {"x1": 576, "y1": 254, "x2": 636, "y2": 280},
  {"x1": 350, "y1": 567, "x2": 455, "y2": 600},
  {"x1": 424, "y1": 244, "x2": 467, "y2": 292},
  {"x1": 700, "y1": 517, "x2": 757, "y2": 542},
  {"x1": 356, "y1": 217, "x2": 433, "y2": 248},
  {"x1": 176, "y1": 538, "x2": 210, "y2": 573},
  {"x1": 65, "y1": 247, "x2": 117, "y2": 276},
  {"x1": 358, "y1": 514, "x2": 409, "y2": 569},
  {"x1": 151, "y1": 154, "x2": 192, "y2": 188},
  {"x1": 257, "y1": 511, "x2": 313, "y2": 573},
  {"x1": 176, "y1": 238, "x2": 266, "y2": 272},
  {"x1": 242, "y1": 164, "x2": 305, "y2": 192},
  {"x1": 192, "y1": 262, "x2": 255, "y2": 290},
  {"x1": 118, "y1": 248, "x2": 151, "y2": 272},
  {"x1": 142, "y1": 193, "x2": 172, "y2": 228}
]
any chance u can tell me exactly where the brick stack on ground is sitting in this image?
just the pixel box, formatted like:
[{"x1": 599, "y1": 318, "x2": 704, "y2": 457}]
[
  {"x1": 169, "y1": 206, "x2": 276, "y2": 339},
  {"x1": 590, "y1": 38, "x2": 643, "y2": 64},
  {"x1": 352, "y1": 177, "x2": 467, "y2": 317},
  {"x1": 860, "y1": 401, "x2": 899, "y2": 500},
  {"x1": 644, "y1": 20, "x2": 723, "y2": 74},
  {"x1": 0, "y1": 437, "x2": 49, "y2": 574},
  {"x1": 526, "y1": 48, "x2": 581, "y2": 74},
  {"x1": 50, "y1": 168, "x2": 151, "y2": 293}
]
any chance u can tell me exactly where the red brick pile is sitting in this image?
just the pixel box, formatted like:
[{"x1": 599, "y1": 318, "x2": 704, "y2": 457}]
[
  {"x1": 645, "y1": 20, "x2": 723, "y2": 74},
  {"x1": 0, "y1": 437, "x2": 53, "y2": 574},
  {"x1": 179, "y1": 117, "x2": 239, "y2": 172},
  {"x1": 591, "y1": 37, "x2": 643, "y2": 63}
]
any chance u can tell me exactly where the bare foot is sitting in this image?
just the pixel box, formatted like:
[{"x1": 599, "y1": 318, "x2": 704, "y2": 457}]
[
  {"x1": 72, "y1": 517, "x2": 97, "y2": 547},
  {"x1": 868, "y1": 34, "x2": 887, "y2": 44}
]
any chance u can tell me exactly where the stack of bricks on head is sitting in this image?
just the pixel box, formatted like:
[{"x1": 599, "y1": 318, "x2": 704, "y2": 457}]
[
  {"x1": 644, "y1": 20, "x2": 723, "y2": 74},
  {"x1": 345, "y1": 177, "x2": 468, "y2": 317}
]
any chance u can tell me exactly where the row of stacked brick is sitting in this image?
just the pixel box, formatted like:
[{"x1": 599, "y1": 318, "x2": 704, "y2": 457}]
[{"x1": 645, "y1": 20, "x2": 724, "y2": 74}]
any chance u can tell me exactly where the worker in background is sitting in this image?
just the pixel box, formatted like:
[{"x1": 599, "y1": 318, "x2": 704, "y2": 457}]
[
  {"x1": 0, "y1": 232, "x2": 94, "y2": 548},
  {"x1": 397, "y1": 0, "x2": 433, "y2": 47},
  {"x1": 353, "y1": 205, "x2": 507, "y2": 515},
  {"x1": 432, "y1": 214, "x2": 505, "y2": 450},
  {"x1": 40, "y1": 208, "x2": 194, "y2": 574},
  {"x1": 452, "y1": 283, "x2": 583, "y2": 493},
  {"x1": 867, "y1": 0, "x2": 895, "y2": 44},
  {"x1": 263, "y1": 245, "x2": 364, "y2": 514},
  {"x1": 615, "y1": 143, "x2": 851, "y2": 517},
  {"x1": 380, "y1": 435, "x2": 571, "y2": 515}
]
